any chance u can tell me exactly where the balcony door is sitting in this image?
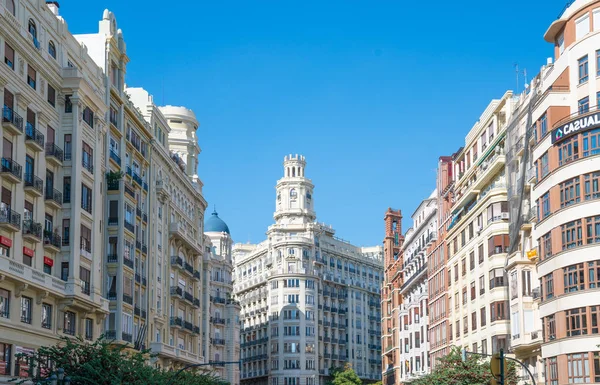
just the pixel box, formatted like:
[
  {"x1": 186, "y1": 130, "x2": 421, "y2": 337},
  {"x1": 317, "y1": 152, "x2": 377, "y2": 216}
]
[
  {"x1": 1, "y1": 188, "x2": 11, "y2": 213},
  {"x1": 46, "y1": 170, "x2": 54, "y2": 193},
  {"x1": 3, "y1": 138, "x2": 12, "y2": 160},
  {"x1": 3, "y1": 89, "x2": 13, "y2": 110}
]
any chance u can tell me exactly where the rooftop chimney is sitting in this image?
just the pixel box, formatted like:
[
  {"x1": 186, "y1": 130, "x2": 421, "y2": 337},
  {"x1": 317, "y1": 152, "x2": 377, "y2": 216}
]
[{"x1": 46, "y1": 1, "x2": 59, "y2": 16}]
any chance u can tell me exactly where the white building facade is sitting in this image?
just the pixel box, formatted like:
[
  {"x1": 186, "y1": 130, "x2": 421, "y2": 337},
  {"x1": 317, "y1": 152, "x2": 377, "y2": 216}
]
[
  {"x1": 0, "y1": 0, "x2": 109, "y2": 379},
  {"x1": 397, "y1": 192, "x2": 436, "y2": 382},
  {"x1": 233, "y1": 155, "x2": 383, "y2": 385}
]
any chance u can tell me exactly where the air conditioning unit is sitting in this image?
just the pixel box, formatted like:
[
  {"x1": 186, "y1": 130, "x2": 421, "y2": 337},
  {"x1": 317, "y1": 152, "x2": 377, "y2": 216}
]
[{"x1": 501, "y1": 213, "x2": 510, "y2": 220}]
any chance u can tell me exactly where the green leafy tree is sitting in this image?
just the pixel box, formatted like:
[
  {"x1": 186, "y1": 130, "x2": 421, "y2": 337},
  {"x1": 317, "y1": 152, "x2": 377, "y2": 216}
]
[
  {"x1": 331, "y1": 363, "x2": 362, "y2": 385},
  {"x1": 408, "y1": 346, "x2": 519, "y2": 385},
  {"x1": 11, "y1": 336, "x2": 228, "y2": 385}
]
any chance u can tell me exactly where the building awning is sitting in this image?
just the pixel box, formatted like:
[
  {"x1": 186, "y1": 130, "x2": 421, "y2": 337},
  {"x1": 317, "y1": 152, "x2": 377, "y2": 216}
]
[{"x1": 476, "y1": 131, "x2": 506, "y2": 167}]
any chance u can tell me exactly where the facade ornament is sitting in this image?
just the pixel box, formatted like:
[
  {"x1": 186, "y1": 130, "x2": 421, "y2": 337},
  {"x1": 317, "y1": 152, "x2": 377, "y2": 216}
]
[
  {"x1": 18, "y1": 57, "x2": 24, "y2": 76},
  {"x1": 14, "y1": 283, "x2": 28, "y2": 298},
  {"x1": 36, "y1": 291, "x2": 49, "y2": 305}
]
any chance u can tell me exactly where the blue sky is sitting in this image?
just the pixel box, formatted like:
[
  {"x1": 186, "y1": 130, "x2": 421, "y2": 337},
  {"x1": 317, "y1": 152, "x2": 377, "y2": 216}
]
[{"x1": 62, "y1": 0, "x2": 561, "y2": 246}]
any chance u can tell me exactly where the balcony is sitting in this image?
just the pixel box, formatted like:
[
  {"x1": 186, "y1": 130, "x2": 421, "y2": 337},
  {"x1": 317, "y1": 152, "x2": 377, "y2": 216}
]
[
  {"x1": 2, "y1": 106, "x2": 23, "y2": 135},
  {"x1": 171, "y1": 256, "x2": 184, "y2": 269},
  {"x1": 44, "y1": 188, "x2": 63, "y2": 209},
  {"x1": 156, "y1": 180, "x2": 169, "y2": 200},
  {"x1": 82, "y1": 158, "x2": 93, "y2": 174},
  {"x1": 193, "y1": 298, "x2": 200, "y2": 307},
  {"x1": 1, "y1": 158, "x2": 22, "y2": 183},
  {"x1": 124, "y1": 220, "x2": 135, "y2": 234},
  {"x1": 183, "y1": 291, "x2": 195, "y2": 305},
  {"x1": 132, "y1": 172, "x2": 143, "y2": 187},
  {"x1": 211, "y1": 296, "x2": 227, "y2": 304},
  {"x1": 169, "y1": 221, "x2": 201, "y2": 253},
  {"x1": 45, "y1": 143, "x2": 64, "y2": 165},
  {"x1": 183, "y1": 320, "x2": 194, "y2": 332},
  {"x1": 123, "y1": 294, "x2": 133, "y2": 305},
  {"x1": 193, "y1": 270, "x2": 201, "y2": 280},
  {"x1": 142, "y1": 212, "x2": 148, "y2": 223},
  {"x1": 170, "y1": 286, "x2": 184, "y2": 300},
  {"x1": 211, "y1": 317, "x2": 226, "y2": 325},
  {"x1": 25, "y1": 123, "x2": 44, "y2": 152},
  {"x1": 43, "y1": 231, "x2": 61, "y2": 252},
  {"x1": 24, "y1": 174, "x2": 44, "y2": 197},
  {"x1": 184, "y1": 262, "x2": 194, "y2": 276},
  {"x1": 0, "y1": 208, "x2": 20, "y2": 232},
  {"x1": 107, "y1": 254, "x2": 119, "y2": 264},
  {"x1": 124, "y1": 257, "x2": 134, "y2": 270},
  {"x1": 109, "y1": 149, "x2": 121, "y2": 166},
  {"x1": 170, "y1": 316, "x2": 183, "y2": 328},
  {"x1": 122, "y1": 332, "x2": 133, "y2": 343},
  {"x1": 22, "y1": 220, "x2": 42, "y2": 242},
  {"x1": 211, "y1": 338, "x2": 225, "y2": 345}
]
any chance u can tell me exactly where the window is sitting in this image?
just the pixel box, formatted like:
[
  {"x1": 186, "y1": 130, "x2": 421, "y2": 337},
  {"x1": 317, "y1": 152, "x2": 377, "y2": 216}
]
[
  {"x1": 47, "y1": 84, "x2": 56, "y2": 107},
  {"x1": 64, "y1": 134, "x2": 72, "y2": 160},
  {"x1": 61, "y1": 262, "x2": 69, "y2": 281},
  {"x1": 82, "y1": 107, "x2": 94, "y2": 128},
  {"x1": 567, "y1": 353, "x2": 590, "y2": 383},
  {"x1": 487, "y1": 201, "x2": 509, "y2": 223},
  {"x1": 547, "y1": 357, "x2": 558, "y2": 385},
  {"x1": 65, "y1": 95, "x2": 72, "y2": 113},
  {"x1": 579, "y1": 97, "x2": 590, "y2": 114},
  {"x1": 0, "y1": 289, "x2": 9, "y2": 318},
  {"x1": 560, "y1": 177, "x2": 581, "y2": 208},
  {"x1": 540, "y1": 151, "x2": 549, "y2": 178},
  {"x1": 28, "y1": 19, "x2": 37, "y2": 39},
  {"x1": 521, "y1": 270, "x2": 531, "y2": 296},
  {"x1": 566, "y1": 308, "x2": 588, "y2": 337},
  {"x1": 540, "y1": 113, "x2": 548, "y2": 137},
  {"x1": 27, "y1": 64, "x2": 36, "y2": 89},
  {"x1": 5, "y1": 0, "x2": 15, "y2": 15},
  {"x1": 488, "y1": 234, "x2": 509, "y2": 256},
  {"x1": 545, "y1": 315, "x2": 556, "y2": 341},
  {"x1": 62, "y1": 218, "x2": 70, "y2": 246},
  {"x1": 80, "y1": 225, "x2": 91, "y2": 253},
  {"x1": 81, "y1": 184, "x2": 92, "y2": 214},
  {"x1": 64, "y1": 311, "x2": 76, "y2": 335},
  {"x1": 490, "y1": 301, "x2": 508, "y2": 321},
  {"x1": 85, "y1": 318, "x2": 93, "y2": 340},
  {"x1": 461, "y1": 258, "x2": 466, "y2": 276},
  {"x1": 470, "y1": 281, "x2": 476, "y2": 300},
  {"x1": 562, "y1": 219, "x2": 583, "y2": 250},
  {"x1": 579, "y1": 55, "x2": 589, "y2": 83},
  {"x1": 587, "y1": 216, "x2": 600, "y2": 245},
  {"x1": 543, "y1": 273, "x2": 554, "y2": 300},
  {"x1": 4, "y1": 43, "x2": 14, "y2": 69},
  {"x1": 564, "y1": 263, "x2": 585, "y2": 293},
  {"x1": 478, "y1": 244, "x2": 484, "y2": 264},
  {"x1": 469, "y1": 251, "x2": 475, "y2": 271},
  {"x1": 584, "y1": 172, "x2": 600, "y2": 201},
  {"x1": 80, "y1": 267, "x2": 91, "y2": 295},
  {"x1": 541, "y1": 232, "x2": 552, "y2": 260},
  {"x1": 590, "y1": 261, "x2": 600, "y2": 288},
  {"x1": 47, "y1": 40, "x2": 57, "y2": 59},
  {"x1": 82, "y1": 142, "x2": 93, "y2": 173},
  {"x1": 462, "y1": 287, "x2": 467, "y2": 305},
  {"x1": 583, "y1": 129, "x2": 600, "y2": 157},
  {"x1": 576, "y1": 13, "x2": 591, "y2": 40},
  {"x1": 479, "y1": 275, "x2": 485, "y2": 295},
  {"x1": 558, "y1": 137, "x2": 580, "y2": 166},
  {"x1": 471, "y1": 311, "x2": 477, "y2": 330},
  {"x1": 21, "y1": 296, "x2": 32, "y2": 324},
  {"x1": 42, "y1": 303, "x2": 52, "y2": 329}
]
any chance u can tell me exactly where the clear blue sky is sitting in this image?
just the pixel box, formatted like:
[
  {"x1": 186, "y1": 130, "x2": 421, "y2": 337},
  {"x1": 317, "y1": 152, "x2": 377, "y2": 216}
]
[{"x1": 61, "y1": 0, "x2": 562, "y2": 246}]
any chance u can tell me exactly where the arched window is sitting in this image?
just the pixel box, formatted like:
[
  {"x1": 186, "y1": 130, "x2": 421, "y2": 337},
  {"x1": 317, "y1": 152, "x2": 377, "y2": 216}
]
[
  {"x1": 28, "y1": 19, "x2": 37, "y2": 39},
  {"x1": 48, "y1": 41, "x2": 56, "y2": 59},
  {"x1": 5, "y1": 0, "x2": 15, "y2": 16},
  {"x1": 290, "y1": 189, "x2": 297, "y2": 198}
]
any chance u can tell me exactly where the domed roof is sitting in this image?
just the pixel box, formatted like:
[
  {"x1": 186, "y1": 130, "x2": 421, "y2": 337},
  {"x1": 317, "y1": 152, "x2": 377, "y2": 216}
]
[{"x1": 205, "y1": 210, "x2": 230, "y2": 234}]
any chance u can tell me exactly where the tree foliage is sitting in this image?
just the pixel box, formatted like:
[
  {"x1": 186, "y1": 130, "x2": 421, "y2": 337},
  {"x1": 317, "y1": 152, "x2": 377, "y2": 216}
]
[
  {"x1": 11, "y1": 336, "x2": 229, "y2": 385},
  {"x1": 329, "y1": 363, "x2": 362, "y2": 385},
  {"x1": 407, "y1": 346, "x2": 520, "y2": 385}
]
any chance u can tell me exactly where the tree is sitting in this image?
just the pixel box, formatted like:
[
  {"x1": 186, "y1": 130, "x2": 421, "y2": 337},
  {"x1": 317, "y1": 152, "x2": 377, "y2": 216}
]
[
  {"x1": 331, "y1": 363, "x2": 362, "y2": 385},
  {"x1": 11, "y1": 336, "x2": 228, "y2": 385},
  {"x1": 407, "y1": 347, "x2": 519, "y2": 385}
]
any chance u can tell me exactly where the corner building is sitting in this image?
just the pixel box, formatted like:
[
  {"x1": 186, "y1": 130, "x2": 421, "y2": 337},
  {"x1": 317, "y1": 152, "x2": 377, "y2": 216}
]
[
  {"x1": 526, "y1": 0, "x2": 600, "y2": 381},
  {"x1": 233, "y1": 155, "x2": 383, "y2": 385},
  {"x1": 446, "y1": 92, "x2": 515, "y2": 355},
  {"x1": 0, "y1": 1, "x2": 109, "y2": 378}
]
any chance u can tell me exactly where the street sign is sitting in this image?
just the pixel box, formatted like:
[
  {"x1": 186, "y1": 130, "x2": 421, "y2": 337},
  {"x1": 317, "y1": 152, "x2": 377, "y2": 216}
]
[{"x1": 490, "y1": 351, "x2": 505, "y2": 385}]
